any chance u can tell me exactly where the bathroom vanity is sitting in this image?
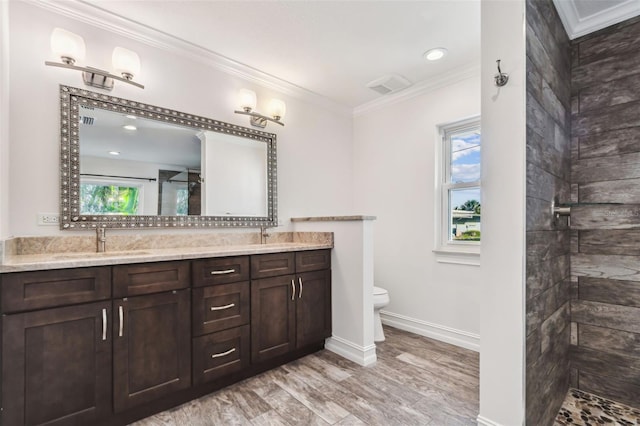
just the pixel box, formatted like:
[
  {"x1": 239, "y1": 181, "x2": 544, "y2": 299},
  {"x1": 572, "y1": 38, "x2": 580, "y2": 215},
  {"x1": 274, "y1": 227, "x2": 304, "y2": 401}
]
[{"x1": 0, "y1": 244, "x2": 331, "y2": 425}]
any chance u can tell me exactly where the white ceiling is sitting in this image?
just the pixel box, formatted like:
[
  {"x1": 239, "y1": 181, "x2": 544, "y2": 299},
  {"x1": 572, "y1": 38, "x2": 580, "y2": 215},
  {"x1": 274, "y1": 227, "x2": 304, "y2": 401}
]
[
  {"x1": 82, "y1": 0, "x2": 481, "y2": 109},
  {"x1": 554, "y1": 0, "x2": 640, "y2": 39},
  {"x1": 43, "y1": 1, "x2": 640, "y2": 110}
]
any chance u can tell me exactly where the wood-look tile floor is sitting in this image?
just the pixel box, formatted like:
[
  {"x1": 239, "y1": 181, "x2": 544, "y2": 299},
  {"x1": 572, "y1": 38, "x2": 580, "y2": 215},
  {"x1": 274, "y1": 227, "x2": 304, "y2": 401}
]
[{"x1": 131, "y1": 327, "x2": 479, "y2": 426}]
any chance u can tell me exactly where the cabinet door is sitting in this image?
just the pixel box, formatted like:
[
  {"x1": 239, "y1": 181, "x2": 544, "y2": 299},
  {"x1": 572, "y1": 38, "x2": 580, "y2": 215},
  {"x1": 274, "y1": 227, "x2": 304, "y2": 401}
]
[
  {"x1": 113, "y1": 290, "x2": 191, "y2": 413},
  {"x1": 2, "y1": 301, "x2": 112, "y2": 426},
  {"x1": 296, "y1": 270, "x2": 332, "y2": 348},
  {"x1": 251, "y1": 275, "x2": 295, "y2": 363}
]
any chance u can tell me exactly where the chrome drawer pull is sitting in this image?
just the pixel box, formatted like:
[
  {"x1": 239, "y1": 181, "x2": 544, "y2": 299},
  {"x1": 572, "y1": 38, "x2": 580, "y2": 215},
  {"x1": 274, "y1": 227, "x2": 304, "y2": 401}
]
[
  {"x1": 299, "y1": 277, "x2": 303, "y2": 299},
  {"x1": 118, "y1": 305, "x2": 124, "y2": 337},
  {"x1": 210, "y1": 269, "x2": 236, "y2": 275},
  {"x1": 211, "y1": 348, "x2": 236, "y2": 359},
  {"x1": 102, "y1": 308, "x2": 107, "y2": 341},
  {"x1": 291, "y1": 279, "x2": 295, "y2": 300},
  {"x1": 210, "y1": 303, "x2": 235, "y2": 311}
]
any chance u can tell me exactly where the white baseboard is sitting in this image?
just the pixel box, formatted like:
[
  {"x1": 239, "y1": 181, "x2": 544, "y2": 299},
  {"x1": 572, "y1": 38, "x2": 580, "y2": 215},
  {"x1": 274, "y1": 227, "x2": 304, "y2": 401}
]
[
  {"x1": 325, "y1": 336, "x2": 377, "y2": 366},
  {"x1": 476, "y1": 414, "x2": 506, "y2": 426},
  {"x1": 380, "y1": 311, "x2": 480, "y2": 352}
]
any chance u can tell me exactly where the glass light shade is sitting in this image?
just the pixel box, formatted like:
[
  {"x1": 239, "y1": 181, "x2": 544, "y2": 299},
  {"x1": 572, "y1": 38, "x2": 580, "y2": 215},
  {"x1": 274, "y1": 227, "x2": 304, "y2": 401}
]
[
  {"x1": 268, "y1": 99, "x2": 286, "y2": 120},
  {"x1": 238, "y1": 89, "x2": 257, "y2": 112},
  {"x1": 112, "y1": 47, "x2": 141, "y2": 79},
  {"x1": 50, "y1": 28, "x2": 86, "y2": 64}
]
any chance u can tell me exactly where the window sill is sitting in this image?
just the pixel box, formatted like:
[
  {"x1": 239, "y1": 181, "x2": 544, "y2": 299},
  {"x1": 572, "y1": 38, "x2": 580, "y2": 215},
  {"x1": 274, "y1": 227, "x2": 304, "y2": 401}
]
[{"x1": 433, "y1": 247, "x2": 480, "y2": 266}]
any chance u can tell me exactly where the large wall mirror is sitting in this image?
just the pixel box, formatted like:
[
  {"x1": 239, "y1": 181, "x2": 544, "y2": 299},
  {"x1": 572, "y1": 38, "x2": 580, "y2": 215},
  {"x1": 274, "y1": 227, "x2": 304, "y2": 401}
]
[{"x1": 59, "y1": 85, "x2": 277, "y2": 230}]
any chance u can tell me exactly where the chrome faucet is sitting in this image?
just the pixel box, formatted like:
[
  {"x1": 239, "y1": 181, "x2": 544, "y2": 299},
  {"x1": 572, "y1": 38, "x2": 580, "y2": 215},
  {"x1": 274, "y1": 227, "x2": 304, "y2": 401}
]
[
  {"x1": 260, "y1": 226, "x2": 270, "y2": 244},
  {"x1": 96, "y1": 228, "x2": 106, "y2": 253}
]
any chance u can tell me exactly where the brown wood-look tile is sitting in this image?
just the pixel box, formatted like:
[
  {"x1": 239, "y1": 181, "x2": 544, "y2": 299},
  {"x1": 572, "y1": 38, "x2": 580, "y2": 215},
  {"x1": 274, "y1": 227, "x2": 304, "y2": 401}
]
[
  {"x1": 334, "y1": 414, "x2": 367, "y2": 425},
  {"x1": 250, "y1": 410, "x2": 290, "y2": 426},
  {"x1": 130, "y1": 326, "x2": 479, "y2": 425},
  {"x1": 271, "y1": 371, "x2": 351, "y2": 424}
]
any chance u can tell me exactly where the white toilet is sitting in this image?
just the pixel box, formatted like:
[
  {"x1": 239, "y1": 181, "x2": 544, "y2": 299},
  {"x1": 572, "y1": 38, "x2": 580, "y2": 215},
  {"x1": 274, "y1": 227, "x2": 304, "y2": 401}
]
[{"x1": 373, "y1": 286, "x2": 390, "y2": 342}]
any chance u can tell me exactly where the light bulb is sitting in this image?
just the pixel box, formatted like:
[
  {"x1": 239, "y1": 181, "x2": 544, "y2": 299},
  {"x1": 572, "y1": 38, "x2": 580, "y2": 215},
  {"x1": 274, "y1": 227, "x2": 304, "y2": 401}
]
[
  {"x1": 268, "y1": 99, "x2": 286, "y2": 121},
  {"x1": 50, "y1": 28, "x2": 86, "y2": 65},
  {"x1": 112, "y1": 47, "x2": 141, "y2": 80},
  {"x1": 423, "y1": 47, "x2": 448, "y2": 61},
  {"x1": 238, "y1": 89, "x2": 257, "y2": 112}
]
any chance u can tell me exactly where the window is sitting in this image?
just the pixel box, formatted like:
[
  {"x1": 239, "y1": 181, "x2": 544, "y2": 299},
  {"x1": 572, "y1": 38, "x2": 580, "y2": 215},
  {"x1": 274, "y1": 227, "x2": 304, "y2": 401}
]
[
  {"x1": 436, "y1": 117, "x2": 481, "y2": 260},
  {"x1": 80, "y1": 180, "x2": 143, "y2": 215}
]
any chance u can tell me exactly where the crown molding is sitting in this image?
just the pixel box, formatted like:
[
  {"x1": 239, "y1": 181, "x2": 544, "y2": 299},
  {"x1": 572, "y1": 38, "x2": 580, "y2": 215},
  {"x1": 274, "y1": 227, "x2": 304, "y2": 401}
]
[
  {"x1": 353, "y1": 63, "x2": 480, "y2": 117},
  {"x1": 553, "y1": 0, "x2": 640, "y2": 40},
  {"x1": 26, "y1": 0, "x2": 352, "y2": 116}
]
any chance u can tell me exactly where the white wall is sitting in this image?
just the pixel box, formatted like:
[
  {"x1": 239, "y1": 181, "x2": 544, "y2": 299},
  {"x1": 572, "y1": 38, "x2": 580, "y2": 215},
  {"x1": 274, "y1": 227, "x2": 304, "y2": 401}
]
[
  {"x1": 478, "y1": 1, "x2": 526, "y2": 425},
  {"x1": 0, "y1": 0, "x2": 9, "y2": 240},
  {"x1": 353, "y1": 76, "x2": 481, "y2": 348},
  {"x1": 6, "y1": 1, "x2": 354, "y2": 237}
]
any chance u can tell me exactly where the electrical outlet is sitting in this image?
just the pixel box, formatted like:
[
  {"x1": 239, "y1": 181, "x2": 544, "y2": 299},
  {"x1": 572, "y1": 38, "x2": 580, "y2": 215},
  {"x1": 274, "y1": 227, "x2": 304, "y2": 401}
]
[{"x1": 37, "y1": 213, "x2": 60, "y2": 226}]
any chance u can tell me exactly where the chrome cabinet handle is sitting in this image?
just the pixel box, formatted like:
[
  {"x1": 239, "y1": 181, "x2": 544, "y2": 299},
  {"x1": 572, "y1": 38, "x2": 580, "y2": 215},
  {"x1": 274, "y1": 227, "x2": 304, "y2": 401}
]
[
  {"x1": 298, "y1": 277, "x2": 303, "y2": 299},
  {"x1": 291, "y1": 279, "x2": 295, "y2": 300},
  {"x1": 211, "y1": 348, "x2": 236, "y2": 359},
  {"x1": 118, "y1": 305, "x2": 123, "y2": 337},
  {"x1": 210, "y1": 269, "x2": 235, "y2": 275},
  {"x1": 210, "y1": 303, "x2": 235, "y2": 311},
  {"x1": 102, "y1": 308, "x2": 107, "y2": 341}
]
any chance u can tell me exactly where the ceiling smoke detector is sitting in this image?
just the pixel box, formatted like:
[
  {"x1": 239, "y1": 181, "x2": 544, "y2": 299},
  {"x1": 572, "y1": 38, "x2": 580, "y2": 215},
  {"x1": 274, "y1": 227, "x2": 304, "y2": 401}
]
[{"x1": 366, "y1": 74, "x2": 412, "y2": 95}]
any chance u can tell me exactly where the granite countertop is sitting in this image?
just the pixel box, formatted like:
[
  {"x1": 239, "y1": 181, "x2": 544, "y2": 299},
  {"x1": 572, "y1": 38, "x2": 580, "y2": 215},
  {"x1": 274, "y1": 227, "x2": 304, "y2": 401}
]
[{"x1": 0, "y1": 241, "x2": 333, "y2": 273}]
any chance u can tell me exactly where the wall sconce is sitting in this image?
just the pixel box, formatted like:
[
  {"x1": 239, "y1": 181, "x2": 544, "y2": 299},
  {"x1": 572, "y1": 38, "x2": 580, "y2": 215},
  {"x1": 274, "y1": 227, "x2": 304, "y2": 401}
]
[
  {"x1": 45, "y1": 28, "x2": 144, "y2": 91},
  {"x1": 234, "y1": 89, "x2": 285, "y2": 128}
]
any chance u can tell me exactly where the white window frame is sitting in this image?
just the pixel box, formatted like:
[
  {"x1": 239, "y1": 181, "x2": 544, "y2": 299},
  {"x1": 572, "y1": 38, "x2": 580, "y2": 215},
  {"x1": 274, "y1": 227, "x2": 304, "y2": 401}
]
[{"x1": 434, "y1": 116, "x2": 481, "y2": 265}]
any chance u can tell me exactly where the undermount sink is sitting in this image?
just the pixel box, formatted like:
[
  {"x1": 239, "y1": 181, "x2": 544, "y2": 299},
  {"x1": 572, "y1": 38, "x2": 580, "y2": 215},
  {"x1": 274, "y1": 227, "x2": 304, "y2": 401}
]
[{"x1": 50, "y1": 250, "x2": 151, "y2": 260}]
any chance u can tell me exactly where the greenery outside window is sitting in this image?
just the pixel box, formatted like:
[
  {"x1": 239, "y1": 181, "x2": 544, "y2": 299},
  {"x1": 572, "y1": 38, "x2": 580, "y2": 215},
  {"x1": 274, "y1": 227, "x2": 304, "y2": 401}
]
[
  {"x1": 80, "y1": 179, "x2": 143, "y2": 215},
  {"x1": 436, "y1": 117, "x2": 481, "y2": 260}
]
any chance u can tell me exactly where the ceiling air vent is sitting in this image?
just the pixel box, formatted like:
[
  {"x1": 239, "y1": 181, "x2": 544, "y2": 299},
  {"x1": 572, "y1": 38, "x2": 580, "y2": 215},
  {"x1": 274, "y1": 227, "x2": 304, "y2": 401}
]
[
  {"x1": 366, "y1": 74, "x2": 412, "y2": 95},
  {"x1": 80, "y1": 116, "x2": 94, "y2": 125}
]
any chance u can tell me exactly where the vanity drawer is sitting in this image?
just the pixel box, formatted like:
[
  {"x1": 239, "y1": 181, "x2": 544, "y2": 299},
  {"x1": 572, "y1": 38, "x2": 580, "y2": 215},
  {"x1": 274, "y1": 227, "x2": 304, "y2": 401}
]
[
  {"x1": 1, "y1": 267, "x2": 111, "y2": 313},
  {"x1": 251, "y1": 252, "x2": 295, "y2": 279},
  {"x1": 295, "y1": 250, "x2": 331, "y2": 273},
  {"x1": 113, "y1": 261, "x2": 190, "y2": 297},
  {"x1": 192, "y1": 256, "x2": 250, "y2": 287},
  {"x1": 192, "y1": 325, "x2": 250, "y2": 385},
  {"x1": 192, "y1": 281, "x2": 249, "y2": 336}
]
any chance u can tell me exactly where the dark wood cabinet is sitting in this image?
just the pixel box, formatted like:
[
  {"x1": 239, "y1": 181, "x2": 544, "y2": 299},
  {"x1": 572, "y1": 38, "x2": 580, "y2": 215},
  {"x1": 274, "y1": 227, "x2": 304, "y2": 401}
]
[
  {"x1": 192, "y1": 256, "x2": 250, "y2": 287},
  {"x1": 2, "y1": 301, "x2": 112, "y2": 426},
  {"x1": 251, "y1": 251, "x2": 331, "y2": 363},
  {"x1": 1, "y1": 249, "x2": 330, "y2": 425},
  {"x1": 192, "y1": 281, "x2": 250, "y2": 336},
  {"x1": 296, "y1": 269, "x2": 332, "y2": 348},
  {"x1": 192, "y1": 325, "x2": 250, "y2": 385},
  {"x1": 251, "y1": 274, "x2": 296, "y2": 363},
  {"x1": 113, "y1": 289, "x2": 191, "y2": 413},
  {"x1": 113, "y1": 261, "x2": 190, "y2": 298},
  {"x1": 1, "y1": 266, "x2": 111, "y2": 313}
]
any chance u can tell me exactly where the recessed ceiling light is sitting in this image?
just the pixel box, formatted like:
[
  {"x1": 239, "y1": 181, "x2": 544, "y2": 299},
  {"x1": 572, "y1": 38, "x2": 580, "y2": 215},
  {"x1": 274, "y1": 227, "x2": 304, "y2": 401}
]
[
  {"x1": 423, "y1": 47, "x2": 448, "y2": 61},
  {"x1": 125, "y1": 114, "x2": 137, "y2": 119},
  {"x1": 123, "y1": 124, "x2": 137, "y2": 131},
  {"x1": 108, "y1": 151, "x2": 120, "y2": 156}
]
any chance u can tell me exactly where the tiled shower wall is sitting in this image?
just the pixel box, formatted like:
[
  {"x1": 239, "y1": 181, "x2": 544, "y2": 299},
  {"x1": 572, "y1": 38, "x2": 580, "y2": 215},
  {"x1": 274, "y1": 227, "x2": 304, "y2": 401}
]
[
  {"x1": 570, "y1": 16, "x2": 640, "y2": 407},
  {"x1": 525, "y1": 1, "x2": 572, "y2": 424}
]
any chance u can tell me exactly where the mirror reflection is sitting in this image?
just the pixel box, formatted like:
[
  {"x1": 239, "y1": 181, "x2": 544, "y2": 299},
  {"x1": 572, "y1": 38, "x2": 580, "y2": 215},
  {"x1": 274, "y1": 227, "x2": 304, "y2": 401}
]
[{"x1": 60, "y1": 85, "x2": 277, "y2": 229}]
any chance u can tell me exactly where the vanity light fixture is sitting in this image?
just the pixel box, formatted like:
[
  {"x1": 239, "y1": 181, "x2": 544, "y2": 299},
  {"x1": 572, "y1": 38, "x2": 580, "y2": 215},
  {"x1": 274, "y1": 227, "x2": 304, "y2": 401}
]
[
  {"x1": 108, "y1": 151, "x2": 121, "y2": 156},
  {"x1": 234, "y1": 88, "x2": 285, "y2": 128},
  {"x1": 123, "y1": 124, "x2": 137, "y2": 131},
  {"x1": 45, "y1": 28, "x2": 144, "y2": 91},
  {"x1": 423, "y1": 47, "x2": 448, "y2": 61}
]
